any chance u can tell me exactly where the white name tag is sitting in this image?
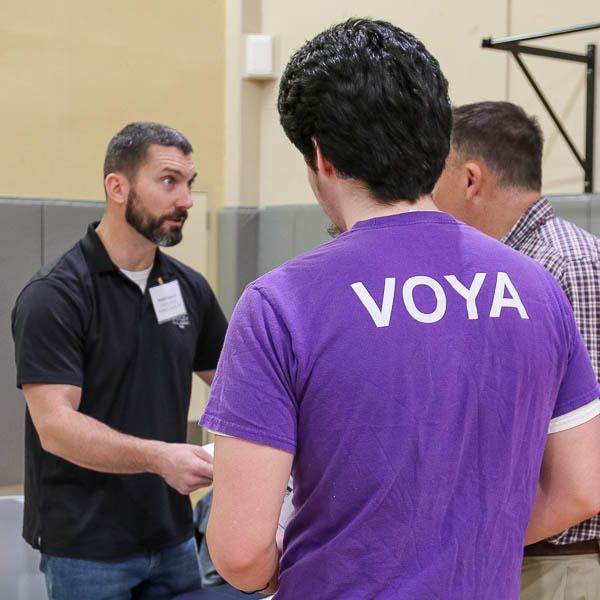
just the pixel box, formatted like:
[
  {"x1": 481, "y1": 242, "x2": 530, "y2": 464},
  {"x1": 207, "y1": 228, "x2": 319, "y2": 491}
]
[{"x1": 149, "y1": 280, "x2": 187, "y2": 324}]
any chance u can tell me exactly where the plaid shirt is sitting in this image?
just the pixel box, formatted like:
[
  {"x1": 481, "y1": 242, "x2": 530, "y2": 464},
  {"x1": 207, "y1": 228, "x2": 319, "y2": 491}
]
[{"x1": 502, "y1": 196, "x2": 600, "y2": 544}]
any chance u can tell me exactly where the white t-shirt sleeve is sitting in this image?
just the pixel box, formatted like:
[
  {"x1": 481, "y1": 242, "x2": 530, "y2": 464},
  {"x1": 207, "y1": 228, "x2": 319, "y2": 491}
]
[{"x1": 548, "y1": 398, "x2": 600, "y2": 434}]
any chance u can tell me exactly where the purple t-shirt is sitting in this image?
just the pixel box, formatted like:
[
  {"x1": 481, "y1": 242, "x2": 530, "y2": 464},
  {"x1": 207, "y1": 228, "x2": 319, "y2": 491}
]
[{"x1": 202, "y1": 212, "x2": 599, "y2": 599}]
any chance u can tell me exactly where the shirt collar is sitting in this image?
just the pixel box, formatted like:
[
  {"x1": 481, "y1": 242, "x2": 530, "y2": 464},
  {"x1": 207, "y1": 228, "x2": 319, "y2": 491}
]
[
  {"x1": 80, "y1": 222, "x2": 173, "y2": 279},
  {"x1": 501, "y1": 196, "x2": 554, "y2": 250},
  {"x1": 351, "y1": 210, "x2": 457, "y2": 231},
  {"x1": 80, "y1": 222, "x2": 118, "y2": 273}
]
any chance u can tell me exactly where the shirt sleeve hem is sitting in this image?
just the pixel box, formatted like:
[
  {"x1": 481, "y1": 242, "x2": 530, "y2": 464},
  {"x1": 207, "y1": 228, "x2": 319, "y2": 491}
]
[
  {"x1": 16, "y1": 376, "x2": 83, "y2": 390},
  {"x1": 552, "y1": 383, "x2": 600, "y2": 419},
  {"x1": 200, "y1": 415, "x2": 296, "y2": 455},
  {"x1": 549, "y1": 398, "x2": 600, "y2": 434},
  {"x1": 207, "y1": 429, "x2": 233, "y2": 438}
]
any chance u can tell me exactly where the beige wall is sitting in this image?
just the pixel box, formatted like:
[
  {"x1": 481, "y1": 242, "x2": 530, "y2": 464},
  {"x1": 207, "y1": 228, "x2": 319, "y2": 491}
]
[
  {"x1": 0, "y1": 0, "x2": 225, "y2": 284},
  {"x1": 1, "y1": 2, "x2": 225, "y2": 430},
  {"x1": 509, "y1": 2, "x2": 599, "y2": 192},
  {"x1": 224, "y1": 1, "x2": 599, "y2": 208},
  {"x1": 1, "y1": 2, "x2": 596, "y2": 251}
]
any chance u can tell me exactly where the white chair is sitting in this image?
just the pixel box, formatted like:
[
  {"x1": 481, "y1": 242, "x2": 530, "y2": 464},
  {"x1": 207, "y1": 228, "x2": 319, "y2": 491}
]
[{"x1": 0, "y1": 496, "x2": 47, "y2": 599}]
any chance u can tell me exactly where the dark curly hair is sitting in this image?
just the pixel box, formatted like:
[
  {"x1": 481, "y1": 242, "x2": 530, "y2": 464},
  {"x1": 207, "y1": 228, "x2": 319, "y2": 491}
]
[{"x1": 278, "y1": 18, "x2": 452, "y2": 204}]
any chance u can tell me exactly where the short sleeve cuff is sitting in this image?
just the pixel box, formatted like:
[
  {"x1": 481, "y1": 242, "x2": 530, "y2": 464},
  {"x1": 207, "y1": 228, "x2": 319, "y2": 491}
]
[
  {"x1": 548, "y1": 399, "x2": 600, "y2": 434},
  {"x1": 200, "y1": 414, "x2": 296, "y2": 455},
  {"x1": 207, "y1": 430, "x2": 233, "y2": 438}
]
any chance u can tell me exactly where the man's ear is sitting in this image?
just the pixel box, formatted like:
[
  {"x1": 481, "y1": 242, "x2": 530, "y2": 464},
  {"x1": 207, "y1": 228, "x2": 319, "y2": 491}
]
[
  {"x1": 104, "y1": 173, "x2": 129, "y2": 205},
  {"x1": 464, "y1": 161, "x2": 483, "y2": 203},
  {"x1": 312, "y1": 138, "x2": 335, "y2": 177}
]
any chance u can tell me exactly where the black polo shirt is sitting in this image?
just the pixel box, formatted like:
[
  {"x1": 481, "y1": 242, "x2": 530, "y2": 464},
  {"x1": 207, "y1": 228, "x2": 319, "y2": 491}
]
[{"x1": 12, "y1": 223, "x2": 227, "y2": 559}]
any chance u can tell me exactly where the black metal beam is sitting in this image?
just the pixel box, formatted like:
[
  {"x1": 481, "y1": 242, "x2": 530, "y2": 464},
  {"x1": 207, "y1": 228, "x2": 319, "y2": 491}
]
[
  {"x1": 482, "y1": 40, "x2": 590, "y2": 64},
  {"x1": 484, "y1": 22, "x2": 600, "y2": 45},
  {"x1": 585, "y1": 44, "x2": 596, "y2": 192},
  {"x1": 482, "y1": 23, "x2": 598, "y2": 193},
  {"x1": 511, "y1": 52, "x2": 585, "y2": 169}
]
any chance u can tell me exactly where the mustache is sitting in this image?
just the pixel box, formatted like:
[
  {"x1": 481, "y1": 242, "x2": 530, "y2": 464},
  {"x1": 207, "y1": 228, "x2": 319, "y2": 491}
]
[{"x1": 159, "y1": 208, "x2": 188, "y2": 225}]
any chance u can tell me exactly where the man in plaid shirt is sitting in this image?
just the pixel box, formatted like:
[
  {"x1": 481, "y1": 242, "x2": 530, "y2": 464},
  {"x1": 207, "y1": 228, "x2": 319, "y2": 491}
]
[{"x1": 434, "y1": 100, "x2": 600, "y2": 599}]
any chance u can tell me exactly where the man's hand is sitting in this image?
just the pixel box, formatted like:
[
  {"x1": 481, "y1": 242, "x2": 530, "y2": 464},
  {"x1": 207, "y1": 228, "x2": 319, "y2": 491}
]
[{"x1": 153, "y1": 443, "x2": 214, "y2": 494}]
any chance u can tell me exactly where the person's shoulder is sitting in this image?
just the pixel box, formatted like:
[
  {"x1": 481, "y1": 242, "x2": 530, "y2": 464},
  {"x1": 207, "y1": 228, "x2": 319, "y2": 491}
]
[
  {"x1": 16, "y1": 242, "x2": 89, "y2": 306},
  {"x1": 540, "y1": 216, "x2": 600, "y2": 264},
  {"x1": 463, "y1": 221, "x2": 555, "y2": 275},
  {"x1": 457, "y1": 223, "x2": 568, "y2": 305},
  {"x1": 12, "y1": 244, "x2": 92, "y2": 336}
]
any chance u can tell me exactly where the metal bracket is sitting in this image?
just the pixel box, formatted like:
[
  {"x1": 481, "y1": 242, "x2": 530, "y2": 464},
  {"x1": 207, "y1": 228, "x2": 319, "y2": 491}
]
[{"x1": 482, "y1": 23, "x2": 599, "y2": 192}]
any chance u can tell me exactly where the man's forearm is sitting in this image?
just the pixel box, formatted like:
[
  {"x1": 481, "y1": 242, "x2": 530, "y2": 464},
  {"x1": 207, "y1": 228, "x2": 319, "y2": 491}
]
[
  {"x1": 39, "y1": 403, "x2": 166, "y2": 475},
  {"x1": 525, "y1": 487, "x2": 555, "y2": 545},
  {"x1": 526, "y1": 416, "x2": 600, "y2": 545},
  {"x1": 525, "y1": 485, "x2": 600, "y2": 545},
  {"x1": 25, "y1": 383, "x2": 213, "y2": 494}
]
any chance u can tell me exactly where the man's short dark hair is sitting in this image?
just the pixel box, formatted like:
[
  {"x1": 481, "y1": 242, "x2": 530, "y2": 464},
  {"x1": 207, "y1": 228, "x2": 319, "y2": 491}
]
[
  {"x1": 103, "y1": 122, "x2": 193, "y2": 181},
  {"x1": 451, "y1": 101, "x2": 543, "y2": 191},
  {"x1": 277, "y1": 18, "x2": 451, "y2": 204}
]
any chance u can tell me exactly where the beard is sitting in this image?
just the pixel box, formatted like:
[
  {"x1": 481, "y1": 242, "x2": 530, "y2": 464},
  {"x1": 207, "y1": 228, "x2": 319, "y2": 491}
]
[
  {"x1": 125, "y1": 188, "x2": 187, "y2": 247},
  {"x1": 327, "y1": 223, "x2": 343, "y2": 238}
]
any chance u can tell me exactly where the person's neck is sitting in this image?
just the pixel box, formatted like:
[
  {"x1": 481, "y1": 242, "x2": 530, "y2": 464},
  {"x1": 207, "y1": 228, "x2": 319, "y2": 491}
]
[
  {"x1": 95, "y1": 214, "x2": 156, "y2": 271},
  {"x1": 344, "y1": 193, "x2": 439, "y2": 231},
  {"x1": 480, "y1": 188, "x2": 541, "y2": 240}
]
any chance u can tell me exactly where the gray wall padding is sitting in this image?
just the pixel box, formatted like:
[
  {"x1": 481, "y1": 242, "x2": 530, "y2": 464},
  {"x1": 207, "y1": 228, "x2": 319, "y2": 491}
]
[
  {"x1": 218, "y1": 208, "x2": 259, "y2": 319},
  {"x1": 220, "y1": 198, "x2": 600, "y2": 321},
  {"x1": 258, "y1": 205, "x2": 331, "y2": 276},
  {"x1": 43, "y1": 201, "x2": 105, "y2": 265},
  {"x1": 293, "y1": 205, "x2": 332, "y2": 257},
  {"x1": 0, "y1": 202, "x2": 43, "y2": 486},
  {"x1": 219, "y1": 204, "x2": 332, "y2": 319},
  {"x1": 0, "y1": 198, "x2": 105, "y2": 486},
  {"x1": 258, "y1": 206, "x2": 297, "y2": 276},
  {"x1": 548, "y1": 194, "x2": 600, "y2": 237}
]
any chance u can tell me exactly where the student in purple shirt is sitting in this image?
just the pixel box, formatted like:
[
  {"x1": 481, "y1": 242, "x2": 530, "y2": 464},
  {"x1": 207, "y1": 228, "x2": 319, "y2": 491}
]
[{"x1": 201, "y1": 19, "x2": 600, "y2": 599}]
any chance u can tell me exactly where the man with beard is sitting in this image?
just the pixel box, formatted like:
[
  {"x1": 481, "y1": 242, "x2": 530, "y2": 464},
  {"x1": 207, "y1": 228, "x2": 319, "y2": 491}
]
[{"x1": 11, "y1": 122, "x2": 228, "y2": 600}]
